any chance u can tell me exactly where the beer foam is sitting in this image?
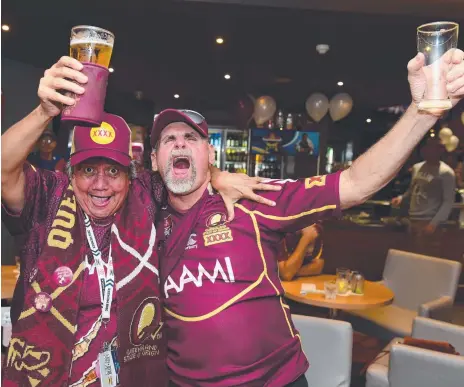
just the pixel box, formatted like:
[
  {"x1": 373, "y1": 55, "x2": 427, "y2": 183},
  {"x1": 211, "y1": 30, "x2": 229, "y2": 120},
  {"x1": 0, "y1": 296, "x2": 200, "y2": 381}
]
[
  {"x1": 418, "y1": 99, "x2": 452, "y2": 110},
  {"x1": 70, "y1": 37, "x2": 113, "y2": 47}
]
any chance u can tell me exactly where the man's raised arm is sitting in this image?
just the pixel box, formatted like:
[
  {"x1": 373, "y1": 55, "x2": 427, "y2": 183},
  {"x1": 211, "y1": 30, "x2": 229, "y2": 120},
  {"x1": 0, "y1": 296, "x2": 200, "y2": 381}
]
[
  {"x1": 339, "y1": 50, "x2": 464, "y2": 209},
  {"x1": 1, "y1": 56, "x2": 87, "y2": 212}
]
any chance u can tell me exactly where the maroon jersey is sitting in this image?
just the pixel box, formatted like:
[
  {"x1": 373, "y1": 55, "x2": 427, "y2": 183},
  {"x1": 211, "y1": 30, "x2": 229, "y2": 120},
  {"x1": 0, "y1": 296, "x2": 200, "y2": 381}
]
[{"x1": 163, "y1": 172, "x2": 342, "y2": 386}]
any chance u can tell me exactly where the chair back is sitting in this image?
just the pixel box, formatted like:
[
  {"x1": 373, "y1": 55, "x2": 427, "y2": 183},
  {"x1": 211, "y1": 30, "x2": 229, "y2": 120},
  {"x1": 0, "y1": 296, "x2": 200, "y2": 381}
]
[
  {"x1": 292, "y1": 314, "x2": 352, "y2": 387},
  {"x1": 382, "y1": 249, "x2": 461, "y2": 311}
]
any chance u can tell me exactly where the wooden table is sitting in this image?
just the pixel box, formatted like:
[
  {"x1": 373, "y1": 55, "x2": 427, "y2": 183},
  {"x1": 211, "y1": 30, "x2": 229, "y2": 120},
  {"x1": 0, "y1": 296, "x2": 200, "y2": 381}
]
[
  {"x1": 282, "y1": 275, "x2": 394, "y2": 318},
  {"x1": 2, "y1": 265, "x2": 18, "y2": 300}
]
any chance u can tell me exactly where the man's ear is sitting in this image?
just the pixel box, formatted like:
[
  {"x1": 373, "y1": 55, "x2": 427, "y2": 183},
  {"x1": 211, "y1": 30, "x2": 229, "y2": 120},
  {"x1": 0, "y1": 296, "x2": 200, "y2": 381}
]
[
  {"x1": 151, "y1": 151, "x2": 158, "y2": 172},
  {"x1": 208, "y1": 144, "x2": 215, "y2": 165}
]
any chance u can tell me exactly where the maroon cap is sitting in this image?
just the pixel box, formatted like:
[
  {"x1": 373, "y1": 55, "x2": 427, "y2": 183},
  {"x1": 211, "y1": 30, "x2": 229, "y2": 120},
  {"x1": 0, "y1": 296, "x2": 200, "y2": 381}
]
[
  {"x1": 70, "y1": 113, "x2": 132, "y2": 167},
  {"x1": 151, "y1": 109, "x2": 208, "y2": 147}
]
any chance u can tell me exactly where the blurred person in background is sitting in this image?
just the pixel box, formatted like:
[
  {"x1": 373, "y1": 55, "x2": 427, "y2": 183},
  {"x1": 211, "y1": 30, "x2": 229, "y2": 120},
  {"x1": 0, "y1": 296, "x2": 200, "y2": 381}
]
[
  {"x1": 391, "y1": 137, "x2": 456, "y2": 254},
  {"x1": 278, "y1": 223, "x2": 324, "y2": 281}
]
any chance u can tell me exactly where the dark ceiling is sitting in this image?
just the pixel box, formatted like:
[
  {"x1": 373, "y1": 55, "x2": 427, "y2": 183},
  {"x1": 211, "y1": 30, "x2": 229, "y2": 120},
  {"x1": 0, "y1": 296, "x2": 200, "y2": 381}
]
[{"x1": 3, "y1": 0, "x2": 464, "y2": 122}]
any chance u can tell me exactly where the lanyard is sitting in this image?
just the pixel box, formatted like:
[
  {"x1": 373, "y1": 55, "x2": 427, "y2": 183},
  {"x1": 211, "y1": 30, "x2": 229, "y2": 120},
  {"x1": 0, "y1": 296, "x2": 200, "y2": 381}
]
[{"x1": 83, "y1": 213, "x2": 114, "y2": 322}]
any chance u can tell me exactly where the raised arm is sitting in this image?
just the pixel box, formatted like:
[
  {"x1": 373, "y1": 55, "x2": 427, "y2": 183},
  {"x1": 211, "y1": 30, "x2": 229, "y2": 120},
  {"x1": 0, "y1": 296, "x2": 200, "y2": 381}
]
[
  {"x1": 1, "y1": 56, "x2": 87, "y2": 212},
  {"x1": 339, "y1": 50, "x2": 464, "y2": 209}
]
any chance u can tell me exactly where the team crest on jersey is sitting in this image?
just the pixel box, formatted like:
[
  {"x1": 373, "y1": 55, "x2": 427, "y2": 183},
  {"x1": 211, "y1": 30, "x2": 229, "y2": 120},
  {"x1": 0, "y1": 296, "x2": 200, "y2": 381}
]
[
  {"x1": 164, "y1": 215, "x2": 173, "y2": 238},
  {"x1": 203, "y1": 213, "x2": 233, "y2": 246}
]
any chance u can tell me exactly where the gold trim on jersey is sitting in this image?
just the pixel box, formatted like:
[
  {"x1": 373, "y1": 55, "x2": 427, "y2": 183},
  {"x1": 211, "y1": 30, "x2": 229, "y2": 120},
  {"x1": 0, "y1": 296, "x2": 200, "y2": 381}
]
[
  {"x1": 251, "y1": 204, "x2": 336, "y2": 222},
  {"x1": 164, "y1": 200, "x2": 336, "y2": 343}
]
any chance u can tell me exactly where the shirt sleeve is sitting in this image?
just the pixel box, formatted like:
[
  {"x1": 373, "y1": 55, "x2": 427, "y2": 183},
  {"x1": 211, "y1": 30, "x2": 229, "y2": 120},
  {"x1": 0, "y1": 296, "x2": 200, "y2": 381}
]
[
  {"x1": 1, "y1": 163, "x2": 63, "y2": 236},
  {"x1": 237, "y1": 171, "x2": 342, "y2": 234}
]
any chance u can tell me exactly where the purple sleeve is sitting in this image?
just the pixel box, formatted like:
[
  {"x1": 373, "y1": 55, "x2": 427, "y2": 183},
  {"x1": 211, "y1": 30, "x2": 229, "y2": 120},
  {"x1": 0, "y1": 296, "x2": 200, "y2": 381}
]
[
  {"x1": 239, "y1": 171, "x2": 342, "y2": 233},
  {"x1": 1, "y1": 163, "x2": 65, "y2": 236}
]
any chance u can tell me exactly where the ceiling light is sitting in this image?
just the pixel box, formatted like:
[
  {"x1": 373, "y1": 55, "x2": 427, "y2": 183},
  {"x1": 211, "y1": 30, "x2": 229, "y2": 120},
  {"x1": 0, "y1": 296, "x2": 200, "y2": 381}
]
[
  {"x1": 109, "y1": 67, "x2": 114, "y2": 73},
  {"x1": 337, "y1": 81, "x2": 344, "y2": 86},
  {"x1": 316, "y1": 44, "x2": 330, "y2": 55},
  {"x1": 216, "y1": 37, "x2": 224, "y2": 44},
  {"x1": 366, "y1": 118, "x2": 372, "y2": 123},
  {"x1": 430, "y1": 133, "x2": 435, "y2": 137},
  {"x1": 224, "y1": 73, "x2": 231, "y2": 80},
  {"x1": 2, "y1": 25, "x2": 10, "y2": 31},
  {"x1": 174, "y1": 94, "x2": 180, "y2": 99}
]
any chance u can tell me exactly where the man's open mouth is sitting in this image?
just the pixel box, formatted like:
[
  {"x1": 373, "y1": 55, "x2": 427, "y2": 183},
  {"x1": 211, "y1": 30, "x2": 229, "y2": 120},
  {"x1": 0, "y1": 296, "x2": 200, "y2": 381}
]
[
  {"x1": 173, "y1": 156, "x2": 191, "y2": 170},
  {"x1": 89, "y1": 194, "x2": 111, "y2": 207}
]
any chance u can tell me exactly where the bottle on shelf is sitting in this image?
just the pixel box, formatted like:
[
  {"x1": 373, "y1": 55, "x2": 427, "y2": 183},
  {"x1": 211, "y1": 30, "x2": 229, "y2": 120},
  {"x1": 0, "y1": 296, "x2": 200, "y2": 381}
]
[
  {"x1": 286, "y1": 113, "x2": 293, "y2": 130},
  {"x1": 276, "y1": 110, "x2": 284, "y2": 130}
]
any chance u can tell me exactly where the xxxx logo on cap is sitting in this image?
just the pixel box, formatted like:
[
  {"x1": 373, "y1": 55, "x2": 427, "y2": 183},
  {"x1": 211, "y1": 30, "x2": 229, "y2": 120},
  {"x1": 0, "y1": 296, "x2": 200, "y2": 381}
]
[{"x1": 90, "y1": 121, "x2": 116, "y2": 145}]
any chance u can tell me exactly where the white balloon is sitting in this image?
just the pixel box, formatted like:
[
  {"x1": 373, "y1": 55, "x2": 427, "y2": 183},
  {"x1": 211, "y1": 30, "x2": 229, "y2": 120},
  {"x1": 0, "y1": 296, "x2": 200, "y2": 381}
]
[
  {"x1": 329, "y1": 93, "x2": 353, "y2": 121},
  {"x1": 253, "y1": 96, "x2": 276, "y2": 126},
  {"x1": 305, "y1": 93, "x2": 329, "y2": 122},
  {"x1": 445, "y1": 135, "x2": 459, "y2": 152},
  {"x1": 438, "y1": 127, "x2": 453, "y2": 143}
]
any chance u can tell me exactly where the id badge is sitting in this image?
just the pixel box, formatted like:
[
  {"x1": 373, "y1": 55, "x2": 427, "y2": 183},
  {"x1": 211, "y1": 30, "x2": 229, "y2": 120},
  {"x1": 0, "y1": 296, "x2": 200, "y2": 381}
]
[{"x1": 99, "y1": 348, "x2": 117, "y2": 387}]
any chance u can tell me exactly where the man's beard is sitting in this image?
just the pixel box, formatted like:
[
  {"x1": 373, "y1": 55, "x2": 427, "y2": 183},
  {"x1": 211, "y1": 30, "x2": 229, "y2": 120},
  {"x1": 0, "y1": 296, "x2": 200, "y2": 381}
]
[{"x1": 164, "y1": 149, "x2": 197, "y2": 195}]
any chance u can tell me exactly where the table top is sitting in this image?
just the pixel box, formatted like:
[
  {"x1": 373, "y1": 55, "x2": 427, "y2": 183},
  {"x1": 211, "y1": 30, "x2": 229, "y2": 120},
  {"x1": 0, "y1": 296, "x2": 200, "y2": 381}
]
[
  {"x1": 2, "y1": 265, "x2": 19, "y2": 300},
  {"x1": 282, "y1": 275, "x2": 394, "y2": 310}
]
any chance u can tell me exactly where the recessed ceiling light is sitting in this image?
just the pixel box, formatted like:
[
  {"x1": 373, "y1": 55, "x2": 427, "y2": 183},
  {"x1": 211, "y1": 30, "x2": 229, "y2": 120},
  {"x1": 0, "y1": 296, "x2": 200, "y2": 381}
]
[
  {"x1": 337, "y1": 81, "x2": 344, "y2": 86},
  {"x1": 174, "y1": 94, "x2": 180, "y2": 99},
  {"x1": 430, "y1": 132, "x2": 435, "y2": 137},
  {"x1": 2, "y1": 25, "x2": 10, "y2": 31},
  {"x1": 216, "y1": 37, "x2": 224, "y2": 44},
  {"x1": 224, "y1": 73, "x2": 231, "y2": 80},
  {"x1": 366, "y1": 118, "x2": 372, "y2": 123},
  {"x1": 109, "y1": 67, "x2": 114, "y2": 73}
]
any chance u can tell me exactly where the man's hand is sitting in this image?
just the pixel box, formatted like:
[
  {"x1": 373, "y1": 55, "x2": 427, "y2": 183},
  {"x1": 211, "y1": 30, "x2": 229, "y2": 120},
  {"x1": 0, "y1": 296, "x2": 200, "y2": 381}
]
[
  {"x1": 408, "y1": 49, "x2": 464, "y2": 113},
  {"x1": 423, "y1": 223, "x2": 437, "y2": 235},
  {"x1": 38, "y1": 56, "x2": 88, "y2": 117},
  {"x1": 210, "y1": 169, "x2": 282, "y2": 220},
  {"x1": 391, "y1": 196, "x2": 403, "y2": 207},
  {"x1": 300, "y1": 224, "x2": 318, "y2": 242}
]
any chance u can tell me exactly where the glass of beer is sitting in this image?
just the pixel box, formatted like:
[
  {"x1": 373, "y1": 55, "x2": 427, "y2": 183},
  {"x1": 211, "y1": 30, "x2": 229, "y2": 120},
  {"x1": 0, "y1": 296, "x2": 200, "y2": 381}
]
[
  {"x1": 70, "y1": 25, "x2": 114, "y2": 68},
  {"x1": 417, "y1": 22, "x2": 459, "y2": 112}
]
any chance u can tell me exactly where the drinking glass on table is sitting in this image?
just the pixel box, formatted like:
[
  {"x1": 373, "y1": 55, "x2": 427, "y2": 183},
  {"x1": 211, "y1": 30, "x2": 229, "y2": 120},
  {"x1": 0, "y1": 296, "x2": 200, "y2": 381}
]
[
  {"x1": 417, "y1": 21, "x2": 459, "y2": 112},
  {"x1": 336, "y1": 267, "x2": 350, "y2": 295},
  {"x1": 324, "y1": 281, "x2": 337, "y2": 300}
]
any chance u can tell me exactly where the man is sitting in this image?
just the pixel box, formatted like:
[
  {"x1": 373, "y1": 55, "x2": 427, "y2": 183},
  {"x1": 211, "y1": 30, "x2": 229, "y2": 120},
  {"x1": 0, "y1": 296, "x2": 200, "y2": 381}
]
[
  {"x1": 27, "y1": 131, "x2": 65, "y2": 172},
  {"x1": 1, "y1": 56, "x2": 277, "y2": 386},
  {"x1": 392, "y1": 136, "x2": 456, "y2": 254},
  {"x1": 278, "y1": 223, "x2": 324, "y2": 282},
  {"x1": 150, "y1": 49, "x2": 464, "y2": 386}
]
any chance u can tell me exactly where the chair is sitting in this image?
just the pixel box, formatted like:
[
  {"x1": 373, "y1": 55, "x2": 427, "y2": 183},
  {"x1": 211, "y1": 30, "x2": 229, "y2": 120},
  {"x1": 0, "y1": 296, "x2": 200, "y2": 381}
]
[
  {"x1": 292, "y1": 314, "x2": 352, "y2": 387},
  {"x1": 347, "y1": 249, "x2": 462, "y2": 340},
  {"x1": 366, "y1": 316, "x2": 464, "y2": 387}
]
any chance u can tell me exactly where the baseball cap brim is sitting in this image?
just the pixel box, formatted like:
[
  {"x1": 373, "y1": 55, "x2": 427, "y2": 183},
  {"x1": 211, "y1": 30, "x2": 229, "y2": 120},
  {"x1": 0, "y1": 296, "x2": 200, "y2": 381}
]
[
  {"x1": 151, "y1": 109, "x2": 207, "y2": 147},
  {"x1": 70, "y1": 148, "x2": 131, "y2": 167}
]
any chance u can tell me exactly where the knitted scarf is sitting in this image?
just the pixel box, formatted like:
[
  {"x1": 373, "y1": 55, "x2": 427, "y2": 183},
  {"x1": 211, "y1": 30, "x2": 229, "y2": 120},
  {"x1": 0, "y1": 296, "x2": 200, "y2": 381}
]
[{"x1": 2, "y1": 175, "x2": 168, "y2": 387}]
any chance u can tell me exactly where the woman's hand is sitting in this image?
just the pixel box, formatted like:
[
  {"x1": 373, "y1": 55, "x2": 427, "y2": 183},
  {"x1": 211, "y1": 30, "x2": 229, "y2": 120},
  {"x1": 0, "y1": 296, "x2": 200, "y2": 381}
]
[{"x1": 210, "y1": 168, "x2": 282, "y2": 220}]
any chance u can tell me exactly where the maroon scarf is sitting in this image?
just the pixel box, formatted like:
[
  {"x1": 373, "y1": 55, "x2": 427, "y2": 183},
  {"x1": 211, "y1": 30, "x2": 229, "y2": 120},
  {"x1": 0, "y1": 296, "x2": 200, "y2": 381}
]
[{"x1": 3, "y1": 175, "x2": 168, "y2": 386}]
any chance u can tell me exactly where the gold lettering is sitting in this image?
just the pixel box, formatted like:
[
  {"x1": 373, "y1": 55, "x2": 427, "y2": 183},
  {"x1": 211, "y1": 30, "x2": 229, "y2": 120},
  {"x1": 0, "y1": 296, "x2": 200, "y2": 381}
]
[
  {"x1": 51, "y1": 210, "x2": 75, "y2": 229},
  {"x1": 47, "y1": 229, "x2": 74, "y2": 249},
  {"x1": 7, "y1": 339, "x2": 50, "y2": 374},
  {"x1": 60, "y1": 195, "x2": 77, "y2": 212}
]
